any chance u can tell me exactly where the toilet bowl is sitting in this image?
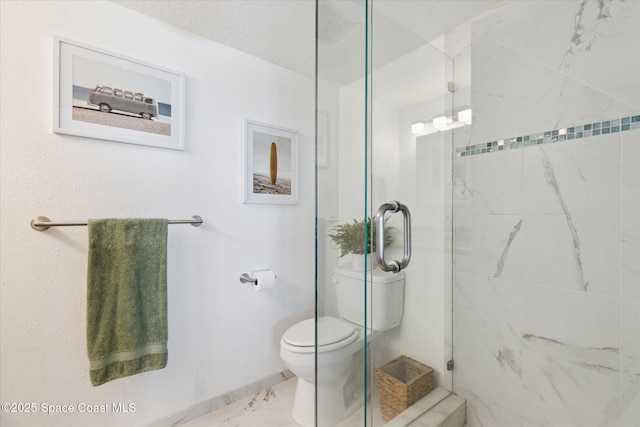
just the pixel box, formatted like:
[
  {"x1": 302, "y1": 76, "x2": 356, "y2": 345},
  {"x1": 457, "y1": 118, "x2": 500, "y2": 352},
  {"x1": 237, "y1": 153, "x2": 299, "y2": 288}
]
[
  {"x1": 280, "y1": 267, "x2": 405, "y2": 427},
  {"x1": 280, "y1": 316, "x2": 369, "y2": 427}
]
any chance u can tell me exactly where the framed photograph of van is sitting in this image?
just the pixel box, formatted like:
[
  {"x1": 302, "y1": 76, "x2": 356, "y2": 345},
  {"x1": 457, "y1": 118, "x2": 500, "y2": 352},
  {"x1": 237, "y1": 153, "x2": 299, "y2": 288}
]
[
  {"x1": 53, "y1": 37, "x2": 186, "y2": 150},
  {"x1": 242, "y1": 120, "x2": 298, "y2": 205}
]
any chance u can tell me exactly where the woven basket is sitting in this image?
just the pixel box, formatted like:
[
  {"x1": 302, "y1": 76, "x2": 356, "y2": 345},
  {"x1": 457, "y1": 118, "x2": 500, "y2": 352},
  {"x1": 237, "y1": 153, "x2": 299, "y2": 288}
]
[{"x1": 375, "y1": 355, "x2": 433, "y2": 421}]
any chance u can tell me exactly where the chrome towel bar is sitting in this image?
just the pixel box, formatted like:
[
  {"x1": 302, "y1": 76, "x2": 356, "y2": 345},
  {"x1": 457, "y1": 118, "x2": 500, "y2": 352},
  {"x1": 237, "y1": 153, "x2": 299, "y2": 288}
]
[{"x1": 30, "y1": 215, "x2": 203, "y2": 231}]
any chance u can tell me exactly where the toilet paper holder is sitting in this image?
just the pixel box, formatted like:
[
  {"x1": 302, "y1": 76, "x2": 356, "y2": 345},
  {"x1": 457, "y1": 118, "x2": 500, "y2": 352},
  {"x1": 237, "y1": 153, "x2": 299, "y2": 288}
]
[{"x1": 239, "y1": 273, "x2": 257, "y2": 284}]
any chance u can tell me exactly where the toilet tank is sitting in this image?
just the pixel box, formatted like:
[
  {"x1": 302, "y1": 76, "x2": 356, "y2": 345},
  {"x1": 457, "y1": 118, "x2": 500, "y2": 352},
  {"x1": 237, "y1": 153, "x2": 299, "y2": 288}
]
[{"x1": 334, "y1": 266, "x2": 405, "y2": 331}]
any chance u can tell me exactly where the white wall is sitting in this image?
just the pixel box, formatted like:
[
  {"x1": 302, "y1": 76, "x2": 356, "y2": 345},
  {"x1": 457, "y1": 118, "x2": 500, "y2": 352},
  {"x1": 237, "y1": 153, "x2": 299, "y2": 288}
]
[
  {"x1": 0, "y1": 1, "x2": 315, "y2": 426},
  {"x1": 316, "y1": 78, "x2": 342, "y2": 316}
]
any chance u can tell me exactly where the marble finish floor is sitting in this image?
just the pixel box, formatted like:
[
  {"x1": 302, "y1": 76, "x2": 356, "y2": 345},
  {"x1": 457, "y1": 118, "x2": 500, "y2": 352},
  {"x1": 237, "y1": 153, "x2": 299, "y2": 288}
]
[
  {"x1": 183, "y1": 377, "x2": 462, "y2": 427},
  {"x1": 183, "y1": 377, "x2": 383, "y2": 426}
]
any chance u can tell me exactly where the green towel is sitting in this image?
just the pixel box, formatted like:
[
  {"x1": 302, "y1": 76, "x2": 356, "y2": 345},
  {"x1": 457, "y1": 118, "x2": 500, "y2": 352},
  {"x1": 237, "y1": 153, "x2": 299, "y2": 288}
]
[{"x1": 87, "y1": 218, "x2": 168, "y2": 386}]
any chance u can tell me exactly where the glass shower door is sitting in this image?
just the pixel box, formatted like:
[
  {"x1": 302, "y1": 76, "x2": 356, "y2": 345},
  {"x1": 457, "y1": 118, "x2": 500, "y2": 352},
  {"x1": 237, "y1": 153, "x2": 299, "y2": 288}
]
[
  {"x1": 366, "y1": 1, "x2": 455, "y2": 424},
  {"x1": 316, "y1": 0, "x2": 455, "y2": 425}
]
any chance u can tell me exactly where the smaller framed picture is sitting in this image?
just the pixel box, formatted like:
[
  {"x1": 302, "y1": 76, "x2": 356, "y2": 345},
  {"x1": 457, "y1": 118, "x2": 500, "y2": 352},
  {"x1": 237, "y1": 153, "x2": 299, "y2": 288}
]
[
  {"x1": 317, "y1": 111, "x2": 329, "y2": 167},
  {"x1": 243, "y1": 120, "x2": 298, "y2": 205},
  {"x1": 53, "y1": 36, "x2": 186, "y2": 150}
]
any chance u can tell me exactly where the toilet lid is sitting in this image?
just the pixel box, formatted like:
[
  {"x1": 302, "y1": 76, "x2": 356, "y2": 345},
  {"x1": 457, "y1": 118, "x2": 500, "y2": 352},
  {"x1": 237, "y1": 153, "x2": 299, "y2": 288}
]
[{"x1": 283, "y1": 317, "x2": 356, "y2": 348}]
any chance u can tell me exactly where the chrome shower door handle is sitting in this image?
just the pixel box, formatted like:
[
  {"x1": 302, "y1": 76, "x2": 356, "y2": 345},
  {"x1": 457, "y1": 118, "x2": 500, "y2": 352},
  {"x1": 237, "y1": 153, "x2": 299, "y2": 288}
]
[{"x1": 375, "y1": 201, "x2": 411, "y2": 273}]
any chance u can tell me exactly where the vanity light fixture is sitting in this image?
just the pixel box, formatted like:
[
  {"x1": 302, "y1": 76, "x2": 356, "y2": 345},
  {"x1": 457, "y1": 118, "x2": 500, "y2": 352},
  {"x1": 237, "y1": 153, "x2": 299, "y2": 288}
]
[
  {"x1": 432, "y1": 115, "x2": 450, "y2": 129},
  {"x1": 411, "y1": 121, "x2": 426, "y2": 134},
  {"x1": 412, "y1": 108, "x2": 473, "y2": 135},
  {"x1": 457, "y1": 108, "x2": 472, "y2": 124}
]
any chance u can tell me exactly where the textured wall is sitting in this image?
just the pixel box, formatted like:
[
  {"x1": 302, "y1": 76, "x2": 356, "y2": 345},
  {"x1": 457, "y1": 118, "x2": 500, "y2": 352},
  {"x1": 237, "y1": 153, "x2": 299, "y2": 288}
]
[{"x1": 0, "y1": 1, "x2": 314, "y2": 425}]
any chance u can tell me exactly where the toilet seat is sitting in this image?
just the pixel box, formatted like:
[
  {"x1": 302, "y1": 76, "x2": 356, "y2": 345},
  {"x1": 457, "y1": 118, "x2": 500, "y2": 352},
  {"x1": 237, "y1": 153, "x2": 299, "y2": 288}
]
[{"x1": 282, "y1": 317, "x2": 359, "y2": 354}]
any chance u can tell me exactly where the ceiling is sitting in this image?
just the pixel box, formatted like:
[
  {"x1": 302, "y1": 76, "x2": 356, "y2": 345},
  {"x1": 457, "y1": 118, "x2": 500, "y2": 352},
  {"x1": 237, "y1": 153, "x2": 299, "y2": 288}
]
[
  {"x1": 113, "y1": 0, "x2": 500, "y2": 105},
  {"x1": 113, "y1": 1, "x2": 317, "y2": 76}
]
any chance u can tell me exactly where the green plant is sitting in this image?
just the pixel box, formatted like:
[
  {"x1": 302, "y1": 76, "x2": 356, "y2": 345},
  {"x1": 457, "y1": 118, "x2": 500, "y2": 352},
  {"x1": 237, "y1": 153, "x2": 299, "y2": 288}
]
[{"x1": 328, "y1": 217, "x2": 394, "y2": 257}]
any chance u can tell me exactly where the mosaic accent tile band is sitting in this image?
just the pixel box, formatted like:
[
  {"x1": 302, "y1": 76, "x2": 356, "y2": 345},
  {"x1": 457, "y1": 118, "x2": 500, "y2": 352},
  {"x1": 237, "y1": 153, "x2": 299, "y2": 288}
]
[{"x1": 456, "y1": 115, "x2": 640, "y2": 157}]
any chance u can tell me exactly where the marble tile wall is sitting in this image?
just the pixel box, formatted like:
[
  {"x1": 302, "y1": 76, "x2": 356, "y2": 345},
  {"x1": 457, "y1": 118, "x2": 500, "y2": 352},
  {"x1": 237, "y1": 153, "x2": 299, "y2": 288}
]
[{"x1": 451, "y1": 1, "x2": 640, "y2": 426}]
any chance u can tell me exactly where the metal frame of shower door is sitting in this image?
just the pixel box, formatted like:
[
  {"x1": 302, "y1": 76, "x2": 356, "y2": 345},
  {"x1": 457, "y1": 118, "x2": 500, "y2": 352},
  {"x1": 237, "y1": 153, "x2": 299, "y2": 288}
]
[{"x1": 364, "y1": 0, "x2": 374, "y2": 425}]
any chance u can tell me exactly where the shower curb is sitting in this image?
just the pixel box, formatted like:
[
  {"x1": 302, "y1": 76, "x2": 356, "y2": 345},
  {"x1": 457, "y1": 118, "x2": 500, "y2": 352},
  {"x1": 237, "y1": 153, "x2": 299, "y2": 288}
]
[{"x1": 383, "y1": 387, "x2": 466, "y2": 427}]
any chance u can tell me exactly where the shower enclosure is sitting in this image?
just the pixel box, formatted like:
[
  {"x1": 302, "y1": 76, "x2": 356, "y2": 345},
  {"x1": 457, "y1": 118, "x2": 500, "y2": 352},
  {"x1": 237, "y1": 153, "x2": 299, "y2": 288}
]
[
  {"x1": 316, "y1": 0, "x2": 455, "y2": 425},
  {"x1": 316, "y1": 0, "x2": 639, "y2": 426}
]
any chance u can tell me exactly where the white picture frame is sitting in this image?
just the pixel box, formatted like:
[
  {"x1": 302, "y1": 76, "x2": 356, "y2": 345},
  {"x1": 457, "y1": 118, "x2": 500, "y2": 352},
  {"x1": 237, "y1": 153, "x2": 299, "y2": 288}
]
[
  {"x1": 317, "y1": 111, "x2": 329, "y2": 167},
  {"x1": 242, "y1": 120, "x2": 298, "y2": 205},
  {"x1": 53, "y1": 36, "x2": 186, "y2": 150}
]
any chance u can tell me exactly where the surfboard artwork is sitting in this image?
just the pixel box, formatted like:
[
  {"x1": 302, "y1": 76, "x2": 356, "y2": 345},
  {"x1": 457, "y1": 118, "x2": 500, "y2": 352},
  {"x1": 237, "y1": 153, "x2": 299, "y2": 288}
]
[
  {"x1": 269, "y1": 142, "x2": 278, "y2": 185},
  {"x1": 246, "y1": 122, "x2": 296, "y2": 202}
]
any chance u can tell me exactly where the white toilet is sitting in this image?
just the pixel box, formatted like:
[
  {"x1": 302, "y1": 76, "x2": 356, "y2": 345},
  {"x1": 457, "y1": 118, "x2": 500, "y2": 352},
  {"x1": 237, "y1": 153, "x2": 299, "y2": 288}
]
[{"x1": 280, "y1": 266, "x2": 405, "y2": 427}]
